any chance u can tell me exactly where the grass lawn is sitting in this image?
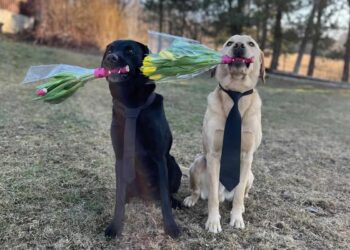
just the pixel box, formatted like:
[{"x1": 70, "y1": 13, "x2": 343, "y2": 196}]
[{"x1": 1, "y1": 37, "x2": 350, "y2": 249}]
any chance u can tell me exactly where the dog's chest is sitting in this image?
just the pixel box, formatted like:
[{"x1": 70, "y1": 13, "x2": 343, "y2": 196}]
[
  {"x1": 222, "y1": 95, "x2": 251, "y2": 118},
  {"x1": 112, "y1": 106, "x2": 162, "y2": 198},
  {"x1": 112, "y1": 106, "x2": 155, "y2": 157}
]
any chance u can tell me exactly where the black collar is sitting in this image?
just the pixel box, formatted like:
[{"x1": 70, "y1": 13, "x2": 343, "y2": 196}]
[{"x1": 218, "y1": 83, "x2": 254, "y2": 98}]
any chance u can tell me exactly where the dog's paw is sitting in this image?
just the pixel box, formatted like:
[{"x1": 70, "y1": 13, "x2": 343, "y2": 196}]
[
  {"x1": 164, "y1": 223, "x2": 181, "y2": 238},
  {"x1": 205, "y1": 213, "x2": 222, "y2": 233},
  {"x1": 105, "y1": 222, "x2": 122, "y2": 238},
  {"x1": 229, "y1": 211, "x2": 245, "y2": 229},
  {"x1": 183, "y1": 195, "x2": 199, "y2": 207}
]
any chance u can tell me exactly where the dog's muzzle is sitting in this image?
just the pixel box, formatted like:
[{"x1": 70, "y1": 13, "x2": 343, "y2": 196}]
[
  {"x1": 232, "y1": 42, "x2": 245, "y2": 58},
  {"x1": 103, "y1": 53, "x2": 131, "y2": 82},
  {"x1": 229, "y1": 43, "x2": 252, "y2": 68}
]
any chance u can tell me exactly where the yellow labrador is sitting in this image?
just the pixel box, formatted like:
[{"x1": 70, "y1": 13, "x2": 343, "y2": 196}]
[{"x1": 183, "y1": 35, "x2": 265, "y2": 233}]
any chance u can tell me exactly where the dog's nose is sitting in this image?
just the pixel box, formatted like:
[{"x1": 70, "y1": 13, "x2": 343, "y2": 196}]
[
  {"x1": 106, "y1": 54, "x2": 119, "y2": 63},
  {"x1": 233, "y1": 42, "x2": 245, "y2": 49},
  {"x1": 232, "y1": 42, "x2": 245, "y2": 57}
]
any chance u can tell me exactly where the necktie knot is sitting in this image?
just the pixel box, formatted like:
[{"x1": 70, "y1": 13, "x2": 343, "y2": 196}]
[
  {"x1": 228, "y1": 92, "x2": 242, "y2": 106},
  {"x1": 219, "y1": 84, "x2": 253, "y2": 106}
]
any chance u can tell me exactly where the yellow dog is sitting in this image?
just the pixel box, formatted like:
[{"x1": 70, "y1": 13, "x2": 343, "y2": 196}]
[{"x1": 184, "y1": 35, "x2": 265, "y2": 233}]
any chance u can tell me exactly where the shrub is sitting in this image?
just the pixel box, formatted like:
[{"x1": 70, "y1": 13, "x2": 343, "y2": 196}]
[{"x1": 34, "y1": 0, "x2": 127, "y2": 49}]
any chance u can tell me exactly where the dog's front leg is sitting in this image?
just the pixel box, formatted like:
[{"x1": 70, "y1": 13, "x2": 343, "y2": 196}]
[
  {"x1": 157, "y1": 156, "x2": 180, "y2": 238},
  {"x1": 230, "y1": 132, "x2": 254, "y2": 229},
  {"x1": 205, "y1": 152, "x2": 222, "y2": 233},
  {"x1": 105, "y1": 163, "x2": 127, "y2": 238}
]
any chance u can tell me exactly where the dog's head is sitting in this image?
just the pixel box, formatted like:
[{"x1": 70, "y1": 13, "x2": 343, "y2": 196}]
[
  {"x1": 101, "y1": 40, "x2": 149, "y2": 83},
  {"x1": 214, "y1": 35, "x2": 265, "y2": 91}
]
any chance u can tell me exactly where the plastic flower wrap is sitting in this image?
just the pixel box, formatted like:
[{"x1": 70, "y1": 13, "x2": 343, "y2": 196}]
[
  {"x1": 141, "y1": 39, "x2": 253, "y2": 82},
  {"x1": 22, "y1": 64, "x2": 129, "y2": 104}
]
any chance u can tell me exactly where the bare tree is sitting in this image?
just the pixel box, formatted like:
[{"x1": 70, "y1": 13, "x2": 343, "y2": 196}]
[
  {"x1": 143, "y1": 0, "x2": 201, "y2": 39},
  {"x1": 342, "y1": 0, "x2": 350, "y2": 82},
  {"x1": 293, "y1": 1, "x2": 317, "y2": 74},
  {"x1": 255, "y1": 0, "x2": 272, "y2": 51},
  {"x1": 260, "y1": 0, "x2": 270, "y2": 50},
  {"x1": 270, "y1": 3, "x2": 283, "y2": 70},
  {"x1": 229, "y1": 0, "x2": 246, "y2": 35},
  {"x1": 158, "y1": 0, "x2": 163, "y2": 33},
  {"x1": 307, "y1": 0, "x2": 327, "y2": 76}
]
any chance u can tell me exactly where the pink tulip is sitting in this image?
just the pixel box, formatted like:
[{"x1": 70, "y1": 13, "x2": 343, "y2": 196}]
[
  {"x1": 221, "y1": 55, "x2": 254, "y2": 64},
  {"x1": 36, "y1": 88, "x2": 47, "y2": 96}
]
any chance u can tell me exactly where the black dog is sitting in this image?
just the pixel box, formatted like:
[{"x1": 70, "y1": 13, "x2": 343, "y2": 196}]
[{"x1": 101, "y1": 40, "x2": 182, "y2": 238}]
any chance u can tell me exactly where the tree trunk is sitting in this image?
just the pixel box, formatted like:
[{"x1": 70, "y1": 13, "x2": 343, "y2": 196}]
[
  {"x1": 307, "y1": 0, "x2": 324, "y2": 77},
  {"x1": 270, "y1": 4, "x2": 283, "y2": 70},
  {"x1": 158, "y1": 1, "x2": 163, "y2": 33},
  {"x1": 236, "y1": 0, "x2": 245, "y2": 34},
  {"x1": 228, "y1": 0, "x2": 245, "y2": 34},
  {"x1": 167, "y1": 7, "x2": 172, "y2": 34},
  {"x1": 156, "y1": 1, "x2": 164, "y2": 52},
  {"x1": 260, "y1": 1, "x2": 269, "y2": 51},
  {"x1": 293, "y1": 2, "x2": 317, "y2": 74},
  {"x1": 227, "y1": 0, "x2": 235, "y2": 34},
  {"x1": 181, "y1": 10, "x2": 186, "y2": 36},
  {"x1": 342, "y1": 0, "x2": 350, "y2": 82},
  {"x1": 256, "y1": 17, "x2": 260, "y2": 41}
]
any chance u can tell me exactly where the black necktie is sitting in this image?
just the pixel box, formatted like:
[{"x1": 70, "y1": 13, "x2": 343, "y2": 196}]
[
  {"x1": 115, "y1": 93, "x2": 156, "y2": 183},
  {"x1": 219, "y1": 84, "x2": 253, "y2": 191}
]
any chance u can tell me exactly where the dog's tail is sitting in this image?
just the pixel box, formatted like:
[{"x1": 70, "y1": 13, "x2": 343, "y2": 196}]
[{"x1": 178, "y1": 154, "x2": 204, "y2": 177}]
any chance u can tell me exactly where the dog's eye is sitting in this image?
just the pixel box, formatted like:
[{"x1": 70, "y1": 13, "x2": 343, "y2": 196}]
[
  {"x1": 248, "y1": 41, "x2": 255, "y2": 47},
  {"x1": 226, "y1": 41, "x2": 233, "y2": 47},
  {"x1": 126, "y1": 47, "x2": 134, "y2": 54}
]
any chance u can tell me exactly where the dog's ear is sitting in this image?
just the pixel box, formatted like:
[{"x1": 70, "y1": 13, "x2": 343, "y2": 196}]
[
  {"x1": 210, "y1": 66, "x2": 217, "y2": 78},
  {"x1": 259, "y1": 50, "x2": 266, "y2": 83},
  {"x1": 136, "y1": 42, "x2": 150, "y2": 57}
]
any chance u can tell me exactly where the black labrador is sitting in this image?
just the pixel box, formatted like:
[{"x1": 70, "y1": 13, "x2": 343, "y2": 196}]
[{"x1": 101, "y1": 40, "x2": 182, "y2": 238}]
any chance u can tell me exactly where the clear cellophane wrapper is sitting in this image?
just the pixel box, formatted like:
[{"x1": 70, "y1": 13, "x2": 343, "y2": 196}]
[
  {"x1": 146, "y1": 31, "x2": 221, "y2": 82},
  {"x1": 22, "y1": 64, "x2": 94, "y2": 84}
]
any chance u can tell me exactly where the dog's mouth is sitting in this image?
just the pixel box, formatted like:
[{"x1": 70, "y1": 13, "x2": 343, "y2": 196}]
[
  {"x1": 106, "y1": 65, "x2": 130, "y2": 82},
  {"x1": 108, "y1": 65, "x2": 130, "y2": 75},
  {"x1": 227, "y1": 57, "x2": 254, "y2": 68}
]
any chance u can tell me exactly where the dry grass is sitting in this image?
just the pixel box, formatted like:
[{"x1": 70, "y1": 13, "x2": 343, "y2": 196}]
[
  {"x1": 265, "y1": 53, "x2": 348, "y2": 82},
  {"x1": 35, "y1": 0, "x2": 128, "y2": 49},
  {"x1": 1, "y1": 37, "x2": 350, "y2": 249}
]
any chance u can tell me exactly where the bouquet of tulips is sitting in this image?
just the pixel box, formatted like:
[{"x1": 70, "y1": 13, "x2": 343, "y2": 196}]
[
  {"x1": 23, "y1": 36, "x2": 254, "y2": 104},
  {"x1": 23, "y1": 65, "x2": 130, "y2": 104},
  {"x1": 141, "y1": 40, "x2": 253, "y2": 82}
]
